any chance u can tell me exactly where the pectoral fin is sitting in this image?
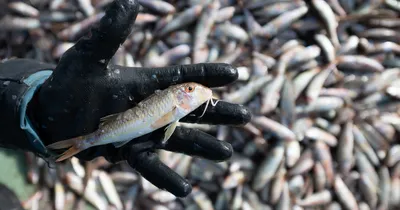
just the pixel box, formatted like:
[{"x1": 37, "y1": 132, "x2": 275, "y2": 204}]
[
  {"x1": 113, "y1": 140, "x2": 131, "y2": 148},
  {"x1": 162, "y1": 121, "x2": 179, "y2": 144},
  {"x1": 151, "y1": 106, "x2": 177, "y2": 129}
]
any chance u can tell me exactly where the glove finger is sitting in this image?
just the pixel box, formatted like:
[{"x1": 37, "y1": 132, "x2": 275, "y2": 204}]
[
  {"x1": 180, "y1": 101, "x2": 252, "y2": 126},
  {"x1": 158, "y1": 127, "x2": 233, "y2": 162},
  {"x1": 62, "y1": 0, "x2": 139, "y2": 67},
  {"x1": 127, "y1": 151, "x2": 192, "y2": 197},
  {"x1": 133, "y1": 63, "x2": 238, "y2": 91}
]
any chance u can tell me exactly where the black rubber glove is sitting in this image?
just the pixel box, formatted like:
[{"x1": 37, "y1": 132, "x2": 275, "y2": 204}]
[{"x1": 24, "y1": 0, "x2": 251, "y2": 197}]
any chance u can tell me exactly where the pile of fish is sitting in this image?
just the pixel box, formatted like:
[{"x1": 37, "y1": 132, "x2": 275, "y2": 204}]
[{"x1": 1, "y1": 0, "x2": 400, "y2": 209}]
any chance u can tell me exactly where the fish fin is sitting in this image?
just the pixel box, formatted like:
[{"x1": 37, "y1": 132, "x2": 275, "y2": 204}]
[
  {"x1": 55, "y1": 145, "x2": 83, "y2": 162},
  {"x1": 113, "y1": 140, "x2": 131, "y2": 148},
  {"x1": 99, "y1": 113, "x2": 120, "y2": 127},
  {"x1": 151, "y1": 106, "x2": 177, "y2": 129},
  {"x1": 46, "y1": 135, "x2": 84, "y2": 150},
  {"x1": 162, "y1": 121, "x2": 179, "y2": 144}
]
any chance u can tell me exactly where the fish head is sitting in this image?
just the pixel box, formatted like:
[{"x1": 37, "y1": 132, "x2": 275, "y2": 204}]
[{"x1": 177, "y1": 82, "x2": 213, "y2": 111}]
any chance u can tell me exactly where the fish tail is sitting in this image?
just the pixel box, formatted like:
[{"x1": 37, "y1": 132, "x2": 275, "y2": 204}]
[
  {"x1": 55, "y1": 146, "x2": 83, "y2": 162},
  {"x1": 46, "y1": 135, "x2": 88, "y2": 162},
  {"x1": 46, "y1": 135, "x2": 85, "y2": 150}
]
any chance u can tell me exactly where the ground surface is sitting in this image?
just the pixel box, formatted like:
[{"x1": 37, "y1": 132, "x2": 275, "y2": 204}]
[{"x1": 0, "y1": 149, "x2": 35, "y2": 202}]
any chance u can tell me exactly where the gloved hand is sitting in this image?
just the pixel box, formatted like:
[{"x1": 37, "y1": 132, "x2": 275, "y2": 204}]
[{"x1": 25, "y1": 0, "x2": 251, "y2": 197}]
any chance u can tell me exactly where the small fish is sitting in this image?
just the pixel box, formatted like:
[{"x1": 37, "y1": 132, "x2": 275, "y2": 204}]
[
  {"x1": 57, "y1": 12, "x2": 105, "y2": 41},
  {"x1": 306, "y1": 127, "x2": 338, "y2": 147},
  {"x1": 25, "y1": 152, "x2": 39, "y2": 184},
  {"x1": 223, "y1": 170, "x2": 246, "y2": 190},
  {"x1": 280, "y1": 77, "x2": 296, "y2": 128},
  {"x1": 293, "y1": 68, "x2": 320, "y2": 100},
  {"x1": 273, "y1": 39, "x2": 301, "y2": 57},
  {"x1": 275, "y1": 45, "x2": 304, "y2": 75},
  {"x1": 327, "y1": 202, "x2": 343, "y2": 210},
  {"x1": 260, "y1": 74, "x2": 285, "y2": 114},
  {"x1": 360, "y1": 122, "x2": 390, "y2": 157},
  {"x1": 385, "y1": 145, "x2": 400, "y2": 167},
  {"x1": 360, "y1": 28, "x2": 399, "y2": 43},
  {"x1": 285, "y1": 140, "x2": 301, "y2": 168},
  {"x1": 385, "y1": 0, "x2": 400, "y2": 12},
  {"x1": 21, "y1": 191, "x2": 43, "y2": 210},
  {"x1": 138, "y1": 0, "x2": 176, "y2": 15},
  {"x1": 296, "y1": 190, "x2": 332, "y2": 207},
  {"x1": 288, "y1": 175, "x2": 305, "y2": 197},
  {"x1": 174, "y1": 154, "x2": 192, "y2": 177},
  {"x1": 77, "y1": 0, "x2": 95, "y2": 17},
  {"x1": 124, "y1": 185, "x2": 139, "y2": 210},
  {"x1": 276, "y1": 181, "x2": 291, "y2": 210},
  {"x1": 314, "y1": 34, "x2": 336, "y2": 63},
  {"x1": 214, "y1": 6, "x2": 235, "y2": 23},
  {"x1": 149, "y1": 190, "x2": 177, "y2": 203},
  {"x1": 336, "y1": 55, "x2": 384, "y2": 72},
  {"x1": 338, "y1": 35, "x2": 359, "y2": 55},
  {"x1": 378, "y1": 166, "x2": 391, "y2": 210},
  {"x1": 65, "y1": 172, "x2": 107, "y2": 210},
  {"x1": 337, "y1": 122, "x2": 354, "y2": 174},
  {"x1": 47, "y1": 83, "x2": 215, "y2": 162},
  {"x1": 288, "y1": 45, "x2": 321, "y2": 68},
  {"x1": 159, "y1": 44, "x2": 191, "y2": 66},
  {"x1": 237, "y1": 67, "x2": 250, "y2": 81},
  {"x1": 0, "y1": 15, "x2": 40, "y2": 31},
  {"x1": 157, "y1": 5, "x2": 203, "y2": 37},
  {"x1": 252, "y1": 142, "x2": 284, "y2": 191},
  {"x1": 289, "y1": 148, "x2": 315, "y2": 176},
  {"x1": 54, "y1": 180, "x2": 65, "y2": 210},
  {"x1": 192, "y1": 187, "x2": 214, "y2": 210},
  {"x1": 333, "y1": 175, "x2": 359, "y2": 210},
  {"x1": 253, "y1": 2, "x2": 304, "y2": 20},
  {"x1": 328, "y1": 0, "x2": 346, "y2": 16},
  {"x1": 8, "y1": 2, "x2": 39, "y2": 17},
  {"x1": 252, "y1": 116, "x2": 296, "y2": 142},
  {"x1": 109, "y1": 172, "x2": 138, "y2": 185},
  {"x1": 355, "y1": 149, "x2": 379, "y2": 186},
  {"x1": 359, "y1": 203, "x2": 371, "y2": 210},
  {"x1": 359, "y1": 173, "x2": 378, "y2": 209},
  {"x1": 313, "y1": 142, "x2": 335, "y2": 186},
  {"x1": 313, "y1": 162, "x2": 326, "y2": 191},
  {"x1": 306, "y1": 64, "x2": 335, "y2": 105},
  {"x1": 224, "y1": 75, "x2": 272, "y2": 105},
  {"x1": 166, "y1": 31, "x2": 191, "y2": 46},
  {"x1": 193, "y1": 1, "x2": 220, "y2": 63},
  {"x1": 215, "y1": 22, "x2": 249, "y2": 42},
  {"x1": 390, "y1": 177, "x2": 400, "y2": 208},
  {"x1": 97, "y1": 170, "x2": 122, "y2": 210},
  {"x1": 314, "y1": 117, "x2": 341, "y2": 136},
  {"x1": 352, "y1": 125, "x2": 379, "y2": 167},
  {"x1": 215, "y1": 189, "x2": 231, "y2": 210},
  {"x1": 232, "y1": 185, "x2": 243, "y2": 210},
  {"x1": 52, "y1": 42, "x2": 74, "y2": 59},
  {"x1": 312, "y1": 0, "x2": 340, "y2": 48},
  {"x1": 256, "y1": 5, "x2": 309, "y2": 38}
]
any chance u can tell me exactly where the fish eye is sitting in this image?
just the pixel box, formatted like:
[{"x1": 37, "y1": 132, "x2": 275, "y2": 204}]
[{"x1": 185, "y1": 86, "x2": 194, "y2": 93}]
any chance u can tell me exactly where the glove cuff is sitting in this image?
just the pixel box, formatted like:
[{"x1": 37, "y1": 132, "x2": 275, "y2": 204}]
[{"x1": 19, "y1": 70, "x2": 53, "y2": 158}]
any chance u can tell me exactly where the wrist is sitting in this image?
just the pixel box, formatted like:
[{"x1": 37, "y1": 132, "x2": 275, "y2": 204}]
[{"x1": 20, "y1": 70, "x2": 54, "y2": 157}]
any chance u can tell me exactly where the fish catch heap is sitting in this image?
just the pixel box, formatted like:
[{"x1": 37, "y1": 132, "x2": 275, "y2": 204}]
[{"x1": 1, "y1": 0, "x2": 400, "y2": 209}]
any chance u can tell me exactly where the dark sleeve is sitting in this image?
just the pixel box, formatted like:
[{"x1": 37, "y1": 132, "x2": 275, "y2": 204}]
[{"x1": 0, "y1": 58, "x2": 56, "y2": 158}]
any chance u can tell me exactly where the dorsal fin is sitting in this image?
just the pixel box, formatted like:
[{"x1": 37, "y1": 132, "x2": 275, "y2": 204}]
[{"x1": 99, "y1": 113, "x2": 120, "y2": 127}]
